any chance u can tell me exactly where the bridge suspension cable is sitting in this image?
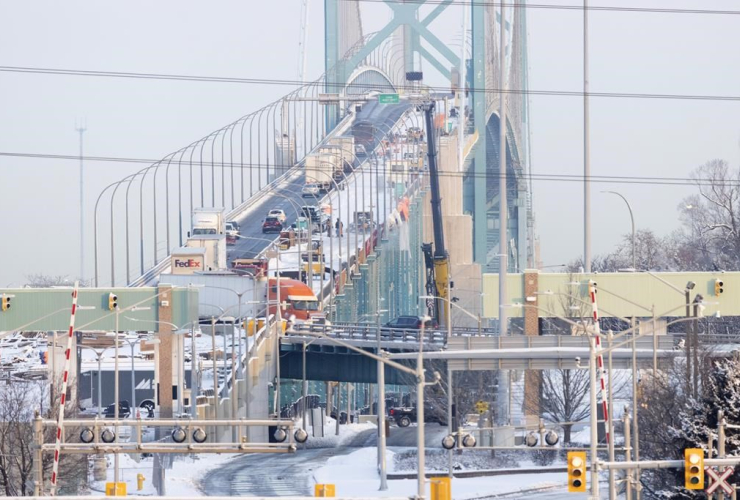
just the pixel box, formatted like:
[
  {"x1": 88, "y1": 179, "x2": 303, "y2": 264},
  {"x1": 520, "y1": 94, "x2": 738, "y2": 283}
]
[{"x1": 4, "y1": 66, "x2": 740, "y2": 102}]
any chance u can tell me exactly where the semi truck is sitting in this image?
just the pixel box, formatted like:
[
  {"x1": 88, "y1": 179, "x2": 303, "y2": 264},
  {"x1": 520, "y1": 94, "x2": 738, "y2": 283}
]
[
  {"x1": 191, "y1": 207, "x2": 225, "y2": 236},
  {"x1": 327, "y1": 135, "x2": 356, "y2": 176},
  {"x1": 160, "y1": 272, "x2": 322, "y2": 322},
  {"x1": 305, "y1": 148, "x2": 342, "y2": 192},
  {"x1": 185, "y1": 234, "x2": 227, "y2": 270},
  {"x1": 351, "y1": 121, "x2": 376, "y2": 150}
]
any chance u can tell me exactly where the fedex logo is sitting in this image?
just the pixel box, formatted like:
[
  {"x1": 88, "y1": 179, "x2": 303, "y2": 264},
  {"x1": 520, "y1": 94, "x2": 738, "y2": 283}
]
[{"x1": 174, "y1": 258, "x2": 202, "y2": 268}]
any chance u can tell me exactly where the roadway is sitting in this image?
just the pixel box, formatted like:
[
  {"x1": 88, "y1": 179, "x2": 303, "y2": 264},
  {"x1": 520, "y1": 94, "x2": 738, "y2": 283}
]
[
  {"x1": 508, "y1": 488, "x2": 571, "y2": 499},
  {"x1": 199, "y1": 423, "x2": 448, "y2": 496},
  {"x1": 226, "y1": 101, "x2": 409, "y2": 264},
  {"x1": 201, "y1": 448, "x2": 352, "y2": 496},
  {"x1": 385, "y1": 423, "x2": 448, "y2": 448},
  {"x1": 201, "y1": 429, "x2": 375, "y2": 496}
]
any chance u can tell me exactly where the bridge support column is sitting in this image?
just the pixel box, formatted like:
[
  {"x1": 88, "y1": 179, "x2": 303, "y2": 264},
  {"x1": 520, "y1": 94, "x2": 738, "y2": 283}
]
[
  {"x1": 471, "y1": 0, "x2": 488, "y2": 264},
  {"x1": 523, "y1": 270, "x2": 541, "y2": 421},
  {"x1": 156, "y1": 284, "x2": 175, "y2": 418},
  {"x1": 324, "y1": 0, "x2": 342, "y2": 131}
]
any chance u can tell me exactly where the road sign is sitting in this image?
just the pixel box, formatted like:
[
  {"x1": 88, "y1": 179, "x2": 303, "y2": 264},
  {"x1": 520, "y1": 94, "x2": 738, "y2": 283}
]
[
  {"x1": 378, "y1": 93, "x2": 400, "y2": 104},
  {"x1": 475, "y1": 400, "x2": 489, "y2": 415},
  {"x1": 705, "y1": 466, "x2": 734, "y2": 495}
]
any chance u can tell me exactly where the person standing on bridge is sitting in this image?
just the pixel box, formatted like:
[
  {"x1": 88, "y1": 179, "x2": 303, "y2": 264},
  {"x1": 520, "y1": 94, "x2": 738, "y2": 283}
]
[{"x1": 336, "y1": 218, "x2": 343, "y2": 238}]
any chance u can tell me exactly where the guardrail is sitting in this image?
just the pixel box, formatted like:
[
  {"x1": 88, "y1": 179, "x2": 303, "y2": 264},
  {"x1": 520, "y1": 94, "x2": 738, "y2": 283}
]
[
  {"x1": 288, "y1": 322, "x2": 447, "y2": 346},
  {"x1": 447, "y1": 334, "x2": 675, "y2": 351},
  {"x1": 129, "y1": 113, "x2": 358, "y2": 288}
]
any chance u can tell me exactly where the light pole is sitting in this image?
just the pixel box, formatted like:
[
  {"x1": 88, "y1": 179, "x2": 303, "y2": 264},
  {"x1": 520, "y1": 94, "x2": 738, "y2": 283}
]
[
  {"x1": 602, "y1": 191, "x2": 636, "y2": 270},
  {"x1": 287, "y1": 320, "x2": 433, "y2": 499},
  {"x1": 420, "y1": 295, "x2": 482, "y2": 336},
  {"x1": 121, "y1": 334, "x2": 140, "y2": 412},
  {"x1": 78, "y1": 345, "x2": 114, "y2": 417},
  {"x1": 309, "y1": 167, "x2": 344, "y2": 303},
  {"x1": 584, "y1": 0, "x2": 592, "y2": 273},
  {"x1": 198, "y1": 303, "x2": 238, "y2": 437},
  {"x1": 420, "y1": 294, "x2": 480, "y2": 479},
  {"x1": 125, "y1": 317, "x2": 199, "y2": 415}
]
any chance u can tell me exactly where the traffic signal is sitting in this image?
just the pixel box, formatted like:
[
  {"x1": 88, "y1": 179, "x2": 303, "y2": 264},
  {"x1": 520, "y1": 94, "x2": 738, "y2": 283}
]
[
  {"x1": 567, "y1": 451, "x2": 587, "y2": 492},
  {"x1": 685, "y1": 448, "x2": 704, "y2": 490},
  {"x1": 107, "y1": 292, "x2": 118, "y2": 311},
  {"x1": 1, "y1": 295, "x2": 10, "y2": 312},
  {"x1": 714, "y1": 279, "x2": 724, "y2": 296}
]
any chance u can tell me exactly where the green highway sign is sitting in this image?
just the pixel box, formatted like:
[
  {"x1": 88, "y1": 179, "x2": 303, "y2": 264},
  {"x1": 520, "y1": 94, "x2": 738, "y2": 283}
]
[{"x1": 378, "y1": 93, "x2": 400, "y2": 104}]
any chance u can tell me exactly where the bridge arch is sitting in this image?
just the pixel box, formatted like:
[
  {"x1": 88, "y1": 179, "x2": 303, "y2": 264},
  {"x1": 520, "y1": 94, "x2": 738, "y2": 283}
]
[
  {"x1": 344, "y1": 65, "x2": 396, "y2": 96},
  {"x1": 483, "y1": 111, "x2": 525, "y2": 272}
]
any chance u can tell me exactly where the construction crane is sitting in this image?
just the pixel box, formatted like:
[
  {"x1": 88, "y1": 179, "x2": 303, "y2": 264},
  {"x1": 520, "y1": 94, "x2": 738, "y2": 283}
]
[{"x1": 420, "y1": 101, "x2": 451, "y2": 328}]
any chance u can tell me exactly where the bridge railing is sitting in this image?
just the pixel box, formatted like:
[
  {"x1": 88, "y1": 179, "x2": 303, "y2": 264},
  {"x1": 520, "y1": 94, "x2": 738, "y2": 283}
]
[{"x1": 288, "y1": 322, "x2": 447, "y2": 347}]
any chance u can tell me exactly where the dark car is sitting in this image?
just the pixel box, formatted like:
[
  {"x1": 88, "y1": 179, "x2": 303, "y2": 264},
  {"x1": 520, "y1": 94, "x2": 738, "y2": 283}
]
[
  {"x1": 389, "y1": 404, "x2": 447, "y2": 427},
  {"x1": 103, "y1": 400, "x2": 131, "y2": 419},
  {"x1": 381, "y1": 316, "x2": 439, "y2": 341},
  {"x1": 262, "y1": 217, "x2": 283, "y2": 234},
  {"x1": 384, "y1": 316, "x2": 438, "y2": 330}
]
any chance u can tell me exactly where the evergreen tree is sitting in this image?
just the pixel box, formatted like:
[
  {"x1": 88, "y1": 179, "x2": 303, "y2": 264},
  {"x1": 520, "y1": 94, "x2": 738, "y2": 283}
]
[{"x1": 665, "y1": 357, "x2": 740, "y2": 498}]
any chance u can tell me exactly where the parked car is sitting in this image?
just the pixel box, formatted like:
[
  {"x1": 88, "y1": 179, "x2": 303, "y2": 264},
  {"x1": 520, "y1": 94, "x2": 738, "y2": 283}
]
[
  {"x1": 262, "y1": 217, "x2": 283, "y2": 234},
  {"x1": 103, "y1": 400, "x2": 132, "y2": 419},
  {"x1": 267, "y1": 209, "x2": 287, "y2": 223}
]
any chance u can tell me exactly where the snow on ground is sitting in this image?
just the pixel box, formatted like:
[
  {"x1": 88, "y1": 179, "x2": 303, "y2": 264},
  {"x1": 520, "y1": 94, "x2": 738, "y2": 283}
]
[
  {"x1": 313, "y1": 447, "x2": 566, "y2": 499},
  {"x1": 301, "y1": 418, "x2": 376, "y2": 449},
  {"x1": 88, "y1": 452, "x2": 236, "y2": 497}
]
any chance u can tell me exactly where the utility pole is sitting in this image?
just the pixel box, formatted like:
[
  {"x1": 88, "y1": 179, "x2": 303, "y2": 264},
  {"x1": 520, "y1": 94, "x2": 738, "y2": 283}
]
[
  {"x1": 76, "y1": 121, "x2": 87, "y2": 283},
  {"x1": 497, "y1": 0, "x2": 508, "y2": 336},
  {"x1": 583, "y1": 0, "x2": 592, "y2": 273},
  {"x1": 496, "y1": 0, "x2": 510, "y2": 427}
]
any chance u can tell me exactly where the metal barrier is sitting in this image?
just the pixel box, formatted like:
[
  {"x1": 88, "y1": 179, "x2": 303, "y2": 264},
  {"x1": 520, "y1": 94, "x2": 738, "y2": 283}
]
[
  {"x1": 288, "y1": 322, "x2": 447, "y2": 347},
  {"x1": 36, "y1": 417, "x2": 298, "y2": 455}
]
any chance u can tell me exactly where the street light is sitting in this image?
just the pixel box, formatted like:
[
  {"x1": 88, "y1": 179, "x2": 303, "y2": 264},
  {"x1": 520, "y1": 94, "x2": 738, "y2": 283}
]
[
  {"x1": 420, "y1": 295, "x2": 482, "y2": 336},
  {"x1": 602, "y1": 191, "x2": 636, "y2": 270},
  {"x1": 78, "y1": 344, "x2": 114, "y2": 418},
  {"x1": 286, "y1": 318, "x2": 433, "y2": 499},
  {"x1": 125, "y1": 316, "x2": 199, "y2": 415}
]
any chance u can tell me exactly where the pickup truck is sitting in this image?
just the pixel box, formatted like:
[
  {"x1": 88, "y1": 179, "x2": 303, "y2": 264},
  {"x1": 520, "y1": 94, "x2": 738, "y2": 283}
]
[{"x1": 388, "y1": 404, "x2": 447, "y2": 427}]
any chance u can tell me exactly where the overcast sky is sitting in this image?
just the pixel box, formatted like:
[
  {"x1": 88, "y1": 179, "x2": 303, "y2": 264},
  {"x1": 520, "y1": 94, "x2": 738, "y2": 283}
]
[{"x1": 1, "y1": 0, "x2": 738, "y2": 285}]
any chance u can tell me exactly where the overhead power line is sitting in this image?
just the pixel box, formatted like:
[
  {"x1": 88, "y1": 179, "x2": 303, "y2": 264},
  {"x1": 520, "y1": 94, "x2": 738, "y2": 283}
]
[
  {"x1": 0, "y1": 150, "x2": 726, "y2": 188},
  {"x1": 1, "y1": 66, "x2": 740, "y2": 102},
  {"x1": 345, "y1": 0, "x2": 740, "y2": 16}
]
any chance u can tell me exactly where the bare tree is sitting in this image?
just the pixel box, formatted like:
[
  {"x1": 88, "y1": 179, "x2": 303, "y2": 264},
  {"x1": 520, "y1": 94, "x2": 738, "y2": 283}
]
[
  {"x1": 518, "y1": 369, "x2": 589, "y2": 444},
  {"x1": 23, "y1": 274, "x2": 85, "y2": 288},
  {"x1": 675, "y1": 159, "x2": 740, "y2": 271},
  {"x1": 0, "y1": 380, "x2": 88, "y2": 496}
]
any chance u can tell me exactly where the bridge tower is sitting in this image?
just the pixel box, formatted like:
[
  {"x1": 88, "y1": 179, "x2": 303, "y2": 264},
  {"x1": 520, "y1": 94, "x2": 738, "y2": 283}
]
[
  {"x1": 324, "y1": 0, "x2": 461, "y2": 130},
  {"x1": 324, "y1": 0, "x2": 533, "y2": 274}
]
